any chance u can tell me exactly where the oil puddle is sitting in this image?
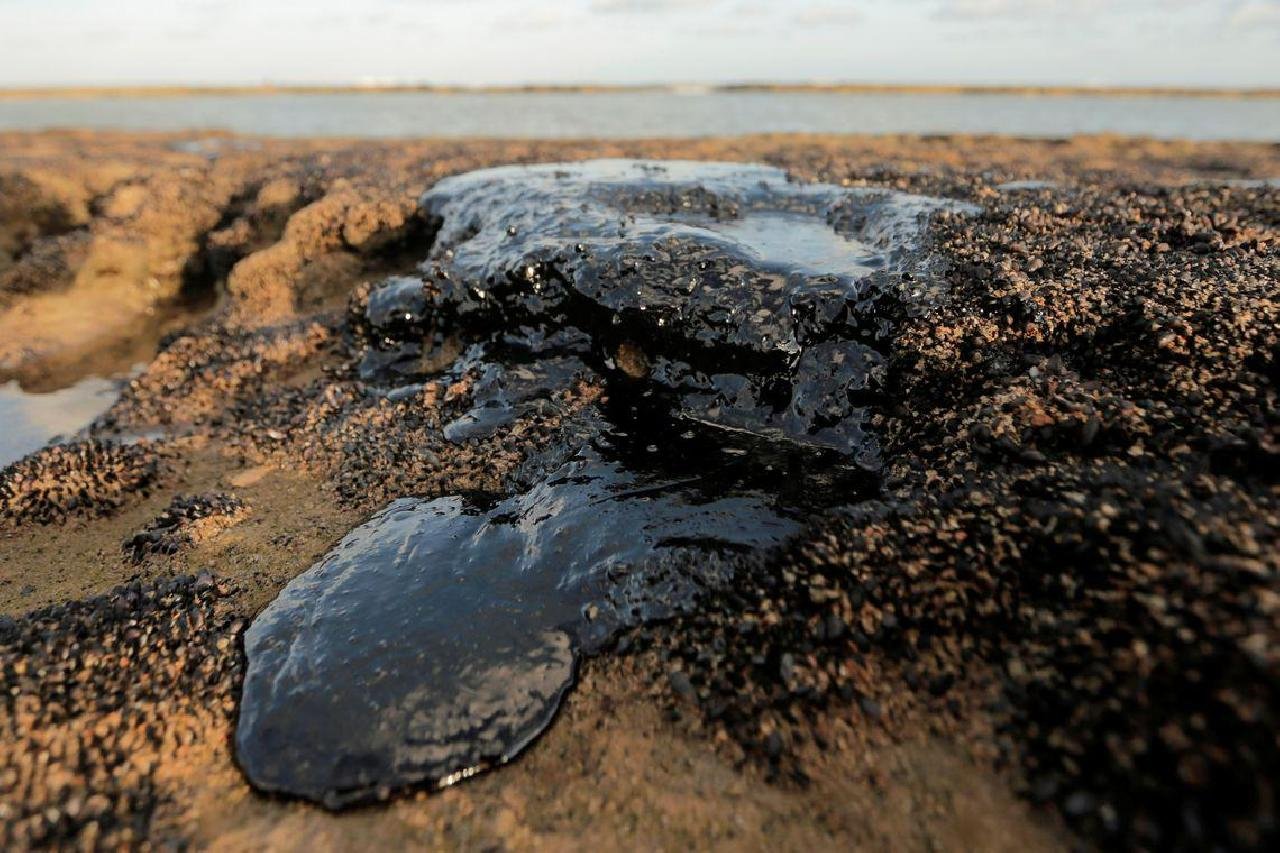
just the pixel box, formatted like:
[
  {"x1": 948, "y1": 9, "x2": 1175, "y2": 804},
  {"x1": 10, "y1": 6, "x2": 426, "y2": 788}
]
[
  {"x1": 237, "y1": 411, "x2": 811, "y2": 807},
  {"x1": 0, "y1": 375, "x2": 124, "y2": 468},
  {"x1": 237, "y1": 160, "x2": 973, "y2": 806}
]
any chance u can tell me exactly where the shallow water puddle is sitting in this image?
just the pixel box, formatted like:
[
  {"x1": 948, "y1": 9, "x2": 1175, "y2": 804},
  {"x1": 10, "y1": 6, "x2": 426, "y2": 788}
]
[
  {"x1": 236, "y1": 160, "x2": 972, "y2": 806},
  {"x1": 0, "y1": 375, "x2": 124, "y2": 468},
  {"x1": 0, "y1": 287, "x2": 219, "y2": 468}
]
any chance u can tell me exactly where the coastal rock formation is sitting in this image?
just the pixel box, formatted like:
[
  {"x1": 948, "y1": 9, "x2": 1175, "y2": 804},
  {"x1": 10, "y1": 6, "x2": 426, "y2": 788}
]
[{"x1": 2, "y1": 133, "x2": 1277, "y2": 850}]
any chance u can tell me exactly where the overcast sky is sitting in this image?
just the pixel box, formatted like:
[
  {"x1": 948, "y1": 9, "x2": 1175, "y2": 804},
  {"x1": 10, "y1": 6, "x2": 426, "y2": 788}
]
[{"x1": 0, "y1": 0, "x2": 1277, "y2": 88}]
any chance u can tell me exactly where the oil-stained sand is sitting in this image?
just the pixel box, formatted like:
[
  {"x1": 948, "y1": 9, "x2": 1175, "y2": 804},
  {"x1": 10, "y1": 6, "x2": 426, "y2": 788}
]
[{"x1": 2, "y1": 131, "x2": 1278, "y2": 850}]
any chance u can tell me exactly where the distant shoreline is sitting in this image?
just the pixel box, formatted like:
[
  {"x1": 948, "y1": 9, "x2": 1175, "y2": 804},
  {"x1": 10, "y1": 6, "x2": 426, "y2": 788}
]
[{"x1": 1, "y1": 83, "x2": 1278, "y2": 101}]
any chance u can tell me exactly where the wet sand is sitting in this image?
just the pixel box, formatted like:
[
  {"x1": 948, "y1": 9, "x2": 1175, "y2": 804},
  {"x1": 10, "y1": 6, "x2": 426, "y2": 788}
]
[{"x1": 1, "y1": 131, "x2": 1278, "y2": 850}]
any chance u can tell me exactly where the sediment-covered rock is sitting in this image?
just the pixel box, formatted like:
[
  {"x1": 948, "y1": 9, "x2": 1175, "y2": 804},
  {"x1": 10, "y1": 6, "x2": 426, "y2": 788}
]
[
  {"x1": 0, "y1": 575, "x2": 241, "y2": 850},
  {"x1": 0, "y1": 440, "x2": 165, "y2": 527},
  {"x1": 123, "y1": 492, "x2": 249, "y2": 562}
]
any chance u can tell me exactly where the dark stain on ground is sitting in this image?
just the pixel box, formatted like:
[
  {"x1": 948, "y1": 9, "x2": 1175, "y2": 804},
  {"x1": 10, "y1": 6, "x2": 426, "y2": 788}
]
[
  {"x1": 411, "y1": 160, "x2": 969, "y2": 466},
  {"x1": 235, "y1": 161, "x2": 967, "y2": 806}
]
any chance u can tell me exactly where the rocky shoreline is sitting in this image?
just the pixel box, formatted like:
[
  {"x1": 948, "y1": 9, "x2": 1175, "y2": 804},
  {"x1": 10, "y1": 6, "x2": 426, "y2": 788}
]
[{"x1": 1, "y1": 131, "x2": 1277, "y2": 849}]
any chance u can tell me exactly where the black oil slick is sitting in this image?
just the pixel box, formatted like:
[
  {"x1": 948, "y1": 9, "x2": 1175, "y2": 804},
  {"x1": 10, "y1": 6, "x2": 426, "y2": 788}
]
[{"x1": 235, "y1": 161, "x2": 970, "y2": 807}]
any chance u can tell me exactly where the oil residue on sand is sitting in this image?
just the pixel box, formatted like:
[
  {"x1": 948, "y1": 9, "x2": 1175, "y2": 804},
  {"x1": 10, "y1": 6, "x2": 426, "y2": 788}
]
[{"x1": 236, "y1": 161, "x2": 972, "y2": 807}]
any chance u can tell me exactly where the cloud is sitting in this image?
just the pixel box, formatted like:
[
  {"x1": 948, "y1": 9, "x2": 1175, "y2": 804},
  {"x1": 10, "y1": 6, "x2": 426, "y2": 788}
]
[
  {"x1": 0, "y1": 0, "x2": 1273, "y2": 88},
  {"x1": 732, "y1": 1, "x2": 777, "y2": 14},
  {"x1": 1229, "y1": 1, "x2": 1280, "y2": 26},
  {"x1": 491, "y1": 6, "x2": 566, "y2": 31},
  {"x1": 693, "y1": 22, "x2": 765, "y2": 35},
  {"x1": 590, "y1": 0, "x2": 719, "y2": 12},
  {"x1": 927, "y1": 0, "x2": 1215, "y2": 21},
  {"x1": 931, "y1": 0, "x2": 1087, "y2": 20},
  {"x1": 794, "y1": 3, "x2": 863, "y2": 26}
]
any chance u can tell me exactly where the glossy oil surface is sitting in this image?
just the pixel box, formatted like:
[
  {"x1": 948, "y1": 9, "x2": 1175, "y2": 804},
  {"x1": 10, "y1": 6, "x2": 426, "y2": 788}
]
[{"x1": 237, "y1": 161, "x2": 969, "y2": 806}]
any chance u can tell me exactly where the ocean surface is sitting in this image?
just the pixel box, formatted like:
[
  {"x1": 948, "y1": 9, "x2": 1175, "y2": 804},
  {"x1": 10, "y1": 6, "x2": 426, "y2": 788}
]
[{"x1": 0, "y1": 91, "x2": 1277, "y2": 141}]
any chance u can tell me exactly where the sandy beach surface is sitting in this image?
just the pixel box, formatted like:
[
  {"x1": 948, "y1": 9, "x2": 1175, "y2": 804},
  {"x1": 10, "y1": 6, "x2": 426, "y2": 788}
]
[{"x1": 1, "y1": 131, "x2": 1277, "y2": 850}]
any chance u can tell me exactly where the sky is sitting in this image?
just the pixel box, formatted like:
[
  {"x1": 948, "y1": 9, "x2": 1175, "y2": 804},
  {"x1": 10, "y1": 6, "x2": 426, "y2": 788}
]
[{"x1": 0, "y1": 0, "x2": 1277, "y2": 88}]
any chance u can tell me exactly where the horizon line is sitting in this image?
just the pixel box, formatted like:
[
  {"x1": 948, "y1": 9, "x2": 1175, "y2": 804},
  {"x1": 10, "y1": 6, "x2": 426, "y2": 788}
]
[{"x1": 2, "y1": 81, "x2": 1279, "y2": 101}]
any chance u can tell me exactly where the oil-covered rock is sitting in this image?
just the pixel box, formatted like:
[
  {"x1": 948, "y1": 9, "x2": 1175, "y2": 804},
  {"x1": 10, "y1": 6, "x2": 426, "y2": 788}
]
[
  {"x1": 367, "y1": 160, "x2": 969, "y2": 465},
  {"x1": 236, "y1": 161, "x2": 969, "y2": 807}
]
